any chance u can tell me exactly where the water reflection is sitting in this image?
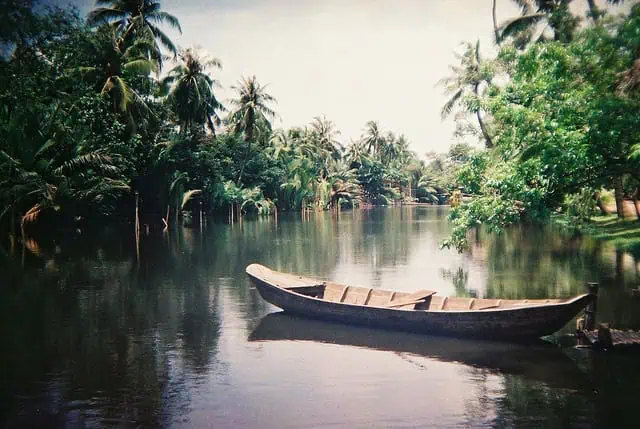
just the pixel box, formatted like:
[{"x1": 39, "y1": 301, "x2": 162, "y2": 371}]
[
  {"x1": 0, "y1": 207, "x2": 639, "y2": 428},
  {"x1": 249, "y1": 312, "x2": 589, "y2": 391}
]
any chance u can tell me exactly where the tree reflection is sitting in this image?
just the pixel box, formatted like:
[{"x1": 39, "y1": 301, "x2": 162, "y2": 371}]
[{"x1": 0, "y1": 229, "x2": 223, "y2": 427}]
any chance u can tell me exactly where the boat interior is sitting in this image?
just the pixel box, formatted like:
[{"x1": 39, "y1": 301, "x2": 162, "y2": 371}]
[{"x1": 284, "y1": 282, "x2": 567, "y2": 311}]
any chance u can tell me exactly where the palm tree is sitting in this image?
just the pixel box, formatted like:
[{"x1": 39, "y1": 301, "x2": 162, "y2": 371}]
[
  {"x1": 87, "y1": 0, "x2": 182, "y2": 67},
  {"x1": 0, "y1": 135, "x2": 126, "y2": 231},
  {"x1": 439, "y1": 41, "x2": 494, "y2": 148},
  {"x1": 77, "y1": 28, "x2": 156, "y2": 123},
  {"x1": 280, "y1": 156, "x2": 316, "y2": 211},
  {"x1": 162, "y1": 48, "x2": 224, "y2": 135},
  {"x1": 309, "y1": 116, "x2": 343, "y2": 160},
  {"x1": 228, "y1": 75, "x2": 277, "y2": 183},
  {"x1": 361, "y1": 121, "x2": 386, "y2": 157},
  {"x1": 323, "y1": 159, "x2": 361, "y2": 209},
  {"x1": 496, "y1": 0, "x2": 615, "y2": 46}
]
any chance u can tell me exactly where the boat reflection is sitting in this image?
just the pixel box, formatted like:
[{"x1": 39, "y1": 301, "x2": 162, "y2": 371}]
[{"x1": 249, "y1": 312, "x2": 589, "y2": 391}]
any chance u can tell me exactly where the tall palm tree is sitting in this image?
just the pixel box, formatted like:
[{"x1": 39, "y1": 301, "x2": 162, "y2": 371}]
[
  {"x1": 439, "y1": 41, "x2": 494, "y2": 148},
  {"x1": 162, "y1": 48, "x2": 224, "y2": 135},
  {"x1": 361, "y1": 121, "x2": 386, "y2": 157},
  {"x1": 76, "y1": 28, "x2": 156, "y2": 125},
  {"x1": 228, "y1": 75, "x2": 277, "y2": 143},
  {"x1": 87, "y1": 0, "x2": 182, "y2": 67},
  {"x1": 228, "y1": 75, "x2": 277, "y2": 183}
]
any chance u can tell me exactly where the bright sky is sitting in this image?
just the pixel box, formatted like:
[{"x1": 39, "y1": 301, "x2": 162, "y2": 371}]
[{"x1": 54, "y1": 0, "x2": 624, "y2": 156}]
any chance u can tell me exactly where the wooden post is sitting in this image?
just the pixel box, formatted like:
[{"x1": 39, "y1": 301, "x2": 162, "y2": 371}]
[
  {"x1": 597, "y1": 323, "x2": 613, "y2": 349},
  {"x1": 584, "y1": 282, "x2": 599, "y2": 331},
  {"x1": 199, "y1": 200, "x2": 203, "y2": 233},
  {"x1": 135, "y1": 191, "x2": 140, "y2": 263}
]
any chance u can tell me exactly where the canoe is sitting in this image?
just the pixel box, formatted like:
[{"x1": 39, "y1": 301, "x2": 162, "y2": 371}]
[
  {"x1": 246, "y1": 264, "x2": 595, "y2": 340},
  {"x1": 249, "y1": 312, "x2": 589, "y2": 390}
]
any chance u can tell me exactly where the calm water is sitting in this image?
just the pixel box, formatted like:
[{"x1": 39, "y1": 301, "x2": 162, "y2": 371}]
[{"x1": 2, "y1": 207, "x2": 640, "y2": 428}]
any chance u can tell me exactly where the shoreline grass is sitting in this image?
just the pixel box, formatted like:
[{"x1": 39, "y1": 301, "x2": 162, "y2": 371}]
[{"x1": 589, "y1": 215, "x2": 640, "y2": 257}]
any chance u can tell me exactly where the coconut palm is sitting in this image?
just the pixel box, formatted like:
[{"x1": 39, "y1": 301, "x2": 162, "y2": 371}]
[
  {"x1": 323, "y1": 159, "x2": 361, "y2": 209},
  {"x1": 228, "y1": 75, "x2": 277, "y2": 143},
  {"x1": 309, "y1": 116, "x2": 343, "y2": 160},
  {"x1": 439, "y1": 41, "x2": 494, "y2": 148},
  {"x1": 87, "y1": 0, "x2": 182, "y2": 67},
  {"x1": 77, "y1": 28, "x2": 155, "y2": 123},
  {"x1": 361, "y1": 121, "x2": 386, "y2": 157},
  {"x1": 496, "y1": 0, "x2": 623, "y2": 46},
  {"x1": 228, "y1": 75, "x2": 277, "y2": 183},
  {"x1": 162, "y1": 48, "x2": 224, "y2": 135}
]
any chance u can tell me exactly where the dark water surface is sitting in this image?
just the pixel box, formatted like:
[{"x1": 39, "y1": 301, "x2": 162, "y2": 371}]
[{"x1": 2, "y1": 207, "x2": 640, "y2": 428}]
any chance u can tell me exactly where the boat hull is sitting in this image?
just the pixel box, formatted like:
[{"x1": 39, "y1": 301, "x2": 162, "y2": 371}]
[{"x1": 247, "y1": 267, "x2": 593, "y2": 341}]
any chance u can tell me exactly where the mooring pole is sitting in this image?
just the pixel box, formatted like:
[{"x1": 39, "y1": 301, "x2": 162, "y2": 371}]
[
  {"x1": 584, "y1": 282, "x2": 599, "y2": 331},
  {"x1": 135, "y1": 191, "x2": 140, "y2": 263}
]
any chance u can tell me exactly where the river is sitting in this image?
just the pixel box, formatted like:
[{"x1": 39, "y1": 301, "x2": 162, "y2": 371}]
[{"x1": 1, "y1": 207, "x2": 639, "y2": 428}]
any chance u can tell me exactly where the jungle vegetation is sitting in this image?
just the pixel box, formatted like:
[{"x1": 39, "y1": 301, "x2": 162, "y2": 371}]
[{"x1": 0, "y1": 0, "x2": 465, "y2": 240}]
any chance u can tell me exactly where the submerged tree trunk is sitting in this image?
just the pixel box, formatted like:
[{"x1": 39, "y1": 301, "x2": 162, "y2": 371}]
[{"x1": 614, "y1": 176, "x2": 625, "y2": 219}]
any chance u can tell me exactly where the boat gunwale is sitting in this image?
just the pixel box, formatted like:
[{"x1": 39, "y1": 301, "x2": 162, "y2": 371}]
[{"x1": 245, "y1": 264, "x2": 593, "y2": 314}]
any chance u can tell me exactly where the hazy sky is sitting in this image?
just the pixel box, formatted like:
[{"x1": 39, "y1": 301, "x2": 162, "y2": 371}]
[{"x1": 56, "y1": 0, "x2": 624, "y2": 156}]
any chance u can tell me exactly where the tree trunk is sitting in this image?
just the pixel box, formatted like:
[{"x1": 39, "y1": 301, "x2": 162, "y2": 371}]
[
  {"x1": 594, "y1": 191, "x2": 607, "y2": 215},
  {"x1": 237, "y1": 111, "x2": 255, "y2": 185},
  {"x1": 634, "y1": 188, "x2": 640, "y2": 220},
  {"x1": 586, "y1": 0, "x2": 601, "y2": 21},
  {"x1": 135, "y1": 192, "x2": 140, "y2": 262},
  {"x1": 492, "y1": 0, "x2": 499, "y2": 43},
  {"x1": 614, "y1": 176, "x2": 625, "y2": 219},
  {"x1": 476, "y1": 110, "x2": 493, "y2": 149},
  {"x1": 473, "y1": 83, "x2": 493, "y2": 149}
]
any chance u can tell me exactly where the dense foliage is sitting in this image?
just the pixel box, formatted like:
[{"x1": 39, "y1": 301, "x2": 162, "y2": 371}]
[{"x1": 443, "y1": 2, "x2": 640, "y2": 251}]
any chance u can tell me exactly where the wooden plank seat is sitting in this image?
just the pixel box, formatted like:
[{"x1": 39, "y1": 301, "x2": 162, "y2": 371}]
[{"x1": 384, "y1": 289, "x2": 437, "y2": 308}]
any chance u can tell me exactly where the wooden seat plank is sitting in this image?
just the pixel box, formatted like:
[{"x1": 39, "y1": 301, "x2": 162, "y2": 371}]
[{"x1": 383, "y1": 289, "x2": 436, "y2": 308}]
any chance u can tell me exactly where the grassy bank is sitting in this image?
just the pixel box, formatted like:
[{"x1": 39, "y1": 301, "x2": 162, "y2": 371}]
[{"x1": 589, "y1": 215, "x2": 640, "y2": 257}]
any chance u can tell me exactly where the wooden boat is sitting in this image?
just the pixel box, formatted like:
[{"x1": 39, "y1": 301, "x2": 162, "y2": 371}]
[
  {"x1": 246, "y1": 264, "x2": 595, "y2": 340},
  {"x1": 249, "y1": 313, "x2": 589, "y2": 390}
]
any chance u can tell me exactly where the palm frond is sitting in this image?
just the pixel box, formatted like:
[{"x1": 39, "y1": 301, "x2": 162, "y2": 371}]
[
  {"x1": 124, "y1": 58, "x2": 154, "y2": 75},
  {"x1": 54, "y1": 153, "x2": 117, "y2": 176},
  {"x1": 498, "y1": 13, "x2": 546, "y2": 42},
  {"x1": 181, "y1": 189, "x2": 201, "y2": 209},
  {"x1": 441, "y1": 89, "x2": 463, "y2": 119},
  {"x1": 149, "y1": 11, "x2": 182, "y2": 33},
  {"x1": 87, "y1": 8, "x2": 125, "y2": 27}
]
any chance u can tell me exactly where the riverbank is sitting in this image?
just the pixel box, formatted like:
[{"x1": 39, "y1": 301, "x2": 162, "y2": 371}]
[{"x1": 590, "y1": 215, "x2": 640, "y2": 257}]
